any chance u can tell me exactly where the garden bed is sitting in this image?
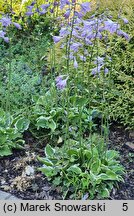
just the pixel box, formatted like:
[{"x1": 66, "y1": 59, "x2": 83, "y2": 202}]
[{"x1": 0, "y1": 125, "x2": 133, "y2": 200}]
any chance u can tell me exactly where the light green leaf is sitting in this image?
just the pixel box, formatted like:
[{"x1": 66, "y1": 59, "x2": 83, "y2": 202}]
[
  {"x1": 45, "y1": 144, "x2": 55, "y2": 157},
  {"x1": 67, "y1": 165, "x2": 82, "y2": 174},
  {"x1": 100, "y1": 188, "x2": 110, "y2": 198},
  {"x1": 15, "y1": 117, "x2": 30, "y2": 132},
  {"x1": 47, "y1": 119, "x2": 56, "y2": 132}
]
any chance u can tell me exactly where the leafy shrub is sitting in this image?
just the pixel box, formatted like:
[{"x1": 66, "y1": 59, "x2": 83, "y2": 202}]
[
  {"x1": 38, "y1": 135, "x2": 124, "y2": 199},
  {"x1": 0, "y1": 59, "x2": 41, "y2": 111}
]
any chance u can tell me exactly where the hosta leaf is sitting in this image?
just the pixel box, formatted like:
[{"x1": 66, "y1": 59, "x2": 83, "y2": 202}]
[
  {"x1": 38, "y1": 166, "x2": 57, "y2": 178},
  {"x1": 106, "y1": 170, "x2": 118, "y2": 180},
  {"x1": 100, "y1": 188, "x2": 110, "y2": 198},
  {"x1": 37, "y1": 157, "x2": 54, "y2": 166},
  {"x1": 90, "y1": 159, "x2": 101, "y2": 174},
  {"x1": 36, "y1": 116, "x2": 50, "y2": 129},
  {"x1": 0, "y1": 146, "x2": 12, "y2": 156},
  {"x1": 15, "y1": 117, "x2": 30, "y2": 132},
  {"x1": 47, "y1": 119, "x2": 56, "y2": 132},
  {"x1": 45, "y1": 144, "x2": 55, "y2": 157},
  {"x1": 67, "y1": 165, "x2": 82, "y2": 174}
]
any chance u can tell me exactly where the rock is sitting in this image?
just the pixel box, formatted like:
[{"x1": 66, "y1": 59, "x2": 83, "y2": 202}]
[
  {"x1": 0, "y1": 191, "x2": 20, "y2": 200},
  {"x1": 129, "y1": 131, "x2": 134, "y2": 140},
  {"x1": 124, "y1": 142, "x2": 134, "y2": 152}
]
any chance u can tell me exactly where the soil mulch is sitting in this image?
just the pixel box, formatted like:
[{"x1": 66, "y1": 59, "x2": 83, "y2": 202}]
[{"x1": 0, "y1": 125, "x2": 134, "y2": 200}]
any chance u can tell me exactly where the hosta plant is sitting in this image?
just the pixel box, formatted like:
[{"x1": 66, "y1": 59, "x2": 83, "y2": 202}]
[
  {"x1": 0, "y1": 109, "x2": 30, "y2": 157},
  {"x1": 38, "y1": 134, "x2": 125, "y2": 199}
]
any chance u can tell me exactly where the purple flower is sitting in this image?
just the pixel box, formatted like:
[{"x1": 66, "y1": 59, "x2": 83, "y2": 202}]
[
  {"x1": 53, "y1": 36, "x2": 63, "y2": 43},
  {"x1": 74, "y1": 57, "x2": 78, "y2": 68},
  {"x1": 3, "y1": 37, "x2": 9, "y2": 43},
  {"x1": 39, "y1": 10, "x2": 47, "y2": 15},
  {"x1": 60, "y1": 0, "x2": 70, "y2": 9},
  {"x1": 25, "y1": 11, "x2": 33, "y2": 16},
  {"x1": 117, "y1": 30, "x2": 130, "y2": 41},
  {"x1": 80, "y1": 2, "x2": 91, "y2": 14},
  {"x1": 94, "y1": 57, "x2": 104, "y2": 65},
  {"x1": 104, "y1": 68, "x2": 109, "y2": 75},
  {"x1": 79, "y1": 55, "x2": 86, "y2": 61},
  {"x1": 91, "y1": 65, "x2": 102, "y2": 75},
  {"x1": 60, "y1": 27, "x2": 70, "y2": 37},
  {"x1": 56, "y1": 75, "x2": 65, "y2": 83},
  {"x1": 75, "y1": 11, "x2": 84, "y2": 18},
  {"x1": 13, "y1": 22, "x2": 22, "y2": 30},
  {"x1": 104, "y1": 19, "x2": 119, "y2": 34},
  {"x1": 40, "y1": 4, "x2": 50, "y2": 10},
  {"x1": 0, "y1": 30, "x2": 9, "y2": 43},
  {"x1": 27, "y1": 5, "x2": 34, "y2": 11},
  {"x1": 64, "y1": 9, "x2": 71, "y2": 19},
  {"x1": 54, "y1": 1, "x2": 59, "y2": 7},
  {"x1": 0, "y1": 30, "x2": 6, "y2": 38},
  {"x1": 70, "y1": 42, "x2": 82, "y2": 52},
  {"x1": 122, "y1": 17, "x2": 129, "y2": 24},
  {"x1": 0, "y1": 17, "x2": 12, "y2": 27},
  {"x1": 31, "y1": 1, "x2": 36, "y2": 6},
  {"x1": 56, "y1": 75, "x2": 68, "y2": 90}
]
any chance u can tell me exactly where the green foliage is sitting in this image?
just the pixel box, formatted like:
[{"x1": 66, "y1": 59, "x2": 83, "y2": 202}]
[
  {"x1": 0, "y1": 109, "x2": 27, "y2": 157},
  {"x1": 38, "y1": 135, "x2": 124, "y2": 199},
  {"x1": 29, "y1": 88, "x2": 101, "y2": 142}
]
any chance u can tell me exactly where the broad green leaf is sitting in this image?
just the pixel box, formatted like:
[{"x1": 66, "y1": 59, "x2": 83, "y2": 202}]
[
  {"x1": 106, "y1": 170, "x2": 118, "y2": 180},
  {"x1": 106, "y1": 150, "x2": 119, "y2": 160},
  {"x1": 67, "y1": 149, "x2": 78, "y2": 156},
  {"x1": 67, "y1": 165, "x2": 82, "y2": 174},
  {"x1": 15, "y1": 117, "x2": 30, "y2": 132},
  {"x1": 90, "y1": 159, "x2": 101, "y2": 174},
  {"x1": 47, "y1": 119, "x2": 56, "y2": 132},
  {"x1": 36, "y1": 116, "x2": 50, "y2": 129},
  {"x1": 100, "y1": 188, "x2": 110, "y2": 198},
  {"x1": 53, "y1": 177, "x2": 62, "y2": 186},
  {"x1": 0, "y1": 146, "x2": 12, "y2": 156},
  {"x1": 37, "y1": 157, "x2": 54, "y2": 166},
  {"x1": 45, "y1": 144, "x2": 55, "y2": 157},
  {"x1": 38, "y1": 166, "x2": 57, "y2": 177}
]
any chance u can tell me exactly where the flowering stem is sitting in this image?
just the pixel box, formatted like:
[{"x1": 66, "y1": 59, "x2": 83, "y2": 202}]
[
  {"x1": 6, "y1": 37, "x2": 12, "y2": 114},
  {"x1": 67, "y1": 2, "x2": 76, "y2": 72}
]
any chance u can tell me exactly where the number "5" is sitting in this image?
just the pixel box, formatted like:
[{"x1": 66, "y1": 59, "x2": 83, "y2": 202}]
[{"x1": 122, "y1": 203, "x2": 128, "y2": 211}]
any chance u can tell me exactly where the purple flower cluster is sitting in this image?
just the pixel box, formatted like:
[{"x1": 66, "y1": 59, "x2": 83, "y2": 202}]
[
  {"x1": 0, "y1": 16, "x2": 22, "y2": 43},
  {"x1": 25, "y1": 1, "x2": 59, "y2": 16},
  {"x1": 56, "y1": 75, "x2": 68, "y2": 90},
  {"x1": 0, "y1": 30, "x2": 9, "y2": 43},
  {"x1": 53, "y1": 3, "x2": 130, "y2": 73}
]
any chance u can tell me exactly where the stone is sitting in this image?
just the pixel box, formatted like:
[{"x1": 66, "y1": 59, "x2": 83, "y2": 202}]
[
  {"x1": 0, "y1": 190, "x2": 20, "y2": 200},
  {"x1": 124, "y1": 142, "x2": 134, "y2": 152}
]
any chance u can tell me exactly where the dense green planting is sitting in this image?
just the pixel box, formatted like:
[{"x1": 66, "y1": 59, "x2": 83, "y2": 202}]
[{"x1": 0, "y1": 0, "x2": 133, "y2": 199}]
